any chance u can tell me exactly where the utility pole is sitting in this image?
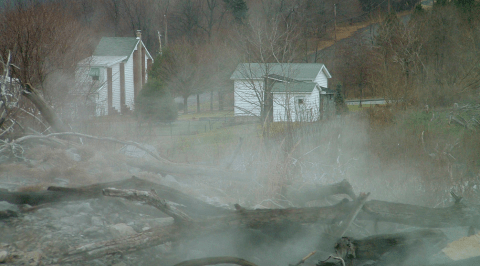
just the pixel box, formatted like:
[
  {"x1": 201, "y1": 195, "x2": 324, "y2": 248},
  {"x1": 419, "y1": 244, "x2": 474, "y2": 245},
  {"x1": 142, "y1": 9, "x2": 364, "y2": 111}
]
[
  {"x1": 164, "y1": 14, "x2": 168, "y2": 47},
  {"x1": 158, "y1": 31, "x2": 163, "y2": 55}
]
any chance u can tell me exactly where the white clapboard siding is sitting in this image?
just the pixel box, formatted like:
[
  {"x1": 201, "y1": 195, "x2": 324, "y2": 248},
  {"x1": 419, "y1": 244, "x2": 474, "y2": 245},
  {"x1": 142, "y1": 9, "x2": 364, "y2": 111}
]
[
  {"x1": 310, "y1": 88, "x2": 321, "y2": 120},
  {"x1": 124, "y1": 55, "x2": 135, "y2": 111},
  {"x1": 144, "y1": 53, "x2": 149, "y2": 84},
  {"x1": 272, "y1": 91, "x2": 319, "y2": 122},
  {"x1": 314, "y1": 68, "x2": 328, "y2": 88},
  {"x1": 272, "y1": 93, "x2": 290, "y2": 122},
  {"x1": 112, "y1": 63, "x2": 121, "y2": 112},
  {"x1": 96, "y1": 68, "x2": 108, "y2": 116},
  {"x1": 234, "y1": 80, "x2": 263, "y2": 117}
]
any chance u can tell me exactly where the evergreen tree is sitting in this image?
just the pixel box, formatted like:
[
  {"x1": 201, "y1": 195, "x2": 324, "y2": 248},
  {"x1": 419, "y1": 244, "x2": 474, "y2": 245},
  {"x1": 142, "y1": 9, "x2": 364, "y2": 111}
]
[
  {"x1": 334, "y1": 84, "x2": 348, "y2": 115},
  {"x1": 135, "y1": 78, "x2": 177, "y2": 122},
  {"x1": 223, "y1": 0, "x2": 248, "y2": 23}
]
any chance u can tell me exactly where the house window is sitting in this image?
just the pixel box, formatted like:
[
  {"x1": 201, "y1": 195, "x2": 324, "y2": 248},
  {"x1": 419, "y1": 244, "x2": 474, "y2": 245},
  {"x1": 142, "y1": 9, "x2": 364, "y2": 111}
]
[
  {"x1": 297, "y1": 98, "x2": 304, "y2": 105},
  {"x1": 89, "y1": 67, "x2": 100, "y2": 81}
]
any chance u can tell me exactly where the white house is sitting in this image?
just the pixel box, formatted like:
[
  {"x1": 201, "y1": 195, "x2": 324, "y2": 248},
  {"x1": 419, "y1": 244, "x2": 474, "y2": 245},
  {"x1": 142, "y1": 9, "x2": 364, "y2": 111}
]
[
  {"x1": 230, "y1": 63, "x2": 334, "y2": 122},
  {"x1": 76, "y1": 31, "x2": 153, "y2": 116}
]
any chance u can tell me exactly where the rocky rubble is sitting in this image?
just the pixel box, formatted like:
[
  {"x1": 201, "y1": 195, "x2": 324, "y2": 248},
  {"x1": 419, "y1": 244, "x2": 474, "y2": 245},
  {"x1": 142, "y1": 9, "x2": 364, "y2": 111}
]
[{"x1": 0, "y1": 195, "x2": 180, "y2": 265}]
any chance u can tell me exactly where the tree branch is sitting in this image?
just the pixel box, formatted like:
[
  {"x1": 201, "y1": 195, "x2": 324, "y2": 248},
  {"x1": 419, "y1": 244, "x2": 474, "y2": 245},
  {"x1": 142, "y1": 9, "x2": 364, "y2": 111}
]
[
  {"x1": 173, "y1": 257, "x2": 259, "y2": 266},
  {"x1": 102, "y1": 188, "x2": 193, "y2": 224}
]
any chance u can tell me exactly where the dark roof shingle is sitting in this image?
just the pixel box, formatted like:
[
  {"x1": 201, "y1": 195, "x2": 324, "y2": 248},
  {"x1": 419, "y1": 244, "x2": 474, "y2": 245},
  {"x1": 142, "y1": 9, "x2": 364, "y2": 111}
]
[
  {"x1": 93, "y1": 37, "x2": 139, "y2": 57},
  {"x1": 230, "y1": 63, "x2": 328, "y2": 80}
]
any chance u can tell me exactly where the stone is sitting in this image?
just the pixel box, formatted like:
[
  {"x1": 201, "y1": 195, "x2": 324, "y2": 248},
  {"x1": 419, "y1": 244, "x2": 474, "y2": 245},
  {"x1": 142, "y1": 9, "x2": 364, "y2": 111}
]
[
  {"x1": 152, "y1": 217, "x2": 174, "y2": 227},
  {"x1": 14, "y1": 240, "x2": 28, "y2": 250},
  {"x1": 37, "y1": 207, "x2": 67, "y2": 219},
  {"x1": 24, "y1": 250, "x2": 42, "y2": 265},
  {"x1": 0, "y1": 201, "x2": 18, "y2": 212},
  {"x1": 0, "y1": 250, "x2": 8, "y2": 263},
  {"x1": 64, "y1": 202, "x2": 94, "y2": 214},
  {"x1": 53, "y1": 178, "x2": 69, "y2": 186},
  {"x1": 108, "y1": 223, "x2": 136, "y2": 237},
  {"x1": 60, "y1": 213, "x2": 90, "y2": 225},
  {"x1": 65, "y1": 148, "x2": 81, "y2": 162},
  {"x1": 83, "y1": 226, "x2": 103, "y2": 237},
  {"x1": 91, "y1": 216, "x2": 104, "y2": 227}
]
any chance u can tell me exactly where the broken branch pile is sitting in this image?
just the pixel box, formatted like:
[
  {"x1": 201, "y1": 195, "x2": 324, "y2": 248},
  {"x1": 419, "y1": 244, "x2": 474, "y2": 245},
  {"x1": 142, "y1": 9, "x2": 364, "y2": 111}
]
[{"x1": 2, "y1": 178, "x2": 479, "y2": 265}]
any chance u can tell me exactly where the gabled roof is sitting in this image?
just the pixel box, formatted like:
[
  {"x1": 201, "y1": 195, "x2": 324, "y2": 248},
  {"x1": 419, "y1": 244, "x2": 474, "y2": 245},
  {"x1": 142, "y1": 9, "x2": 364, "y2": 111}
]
[
  {"x1": 91, "y1": 37, "x2": 154, "y2": 62},
  {"x1": 93, "y1": 37, "x2": 139, "y2": 57},
  {"x1": 266, "y1": 74, "x2": 297, "y2": 82},
  {"x1": 78, "y1": 56, "x2": 128, "y2": 67},
  {"x1": 230, "y1": 63, "x2": 330, "y2": 80}
]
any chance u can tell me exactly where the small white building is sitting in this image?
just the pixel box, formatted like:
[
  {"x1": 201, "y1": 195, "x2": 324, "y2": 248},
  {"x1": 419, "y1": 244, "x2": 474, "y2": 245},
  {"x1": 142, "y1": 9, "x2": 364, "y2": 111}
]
[
  {"x1": 230, "y1": 63, "x2": 333, "y2": 122},
  {"x1": 76, "y1": 31, "x2": 153, "y2": 116}
]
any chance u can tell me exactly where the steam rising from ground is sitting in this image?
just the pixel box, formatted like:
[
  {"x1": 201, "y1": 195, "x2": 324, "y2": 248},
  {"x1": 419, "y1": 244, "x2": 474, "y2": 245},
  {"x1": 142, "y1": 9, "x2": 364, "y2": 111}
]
[{"x1": 0, "y1": 112, "x2": 475, "y2": 265}]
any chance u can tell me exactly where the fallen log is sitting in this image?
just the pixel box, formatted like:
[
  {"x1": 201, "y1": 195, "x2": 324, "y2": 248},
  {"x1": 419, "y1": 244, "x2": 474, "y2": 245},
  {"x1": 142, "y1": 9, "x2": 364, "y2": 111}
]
[
  {"x1": 102, "y1": 188, "x2": 194, "y2": 224},
  {"x1": 59, "y1": 193, "x2": 366, "y2": 263},
  {"x1": 319, "y1": 256, "x2": 480, "y2": 266},
  {"x1": 360, "y1": 198, "x2": 480, "y2": 228},
  {"x1": 4, "y1": 178, "x2": 479, "y2": 228},
  {"x1": 0, "y1": 176, "x2": 227, "y2": 216},
  {"x1": 327, "y1": 192, "x2": 369, "y2": 238},
  {"x1": 1, "y1": 178, "x2": 363, "y2": 217},
  {"x1": 319, "y1": 193, "x2": 370, "y2": 252},
  {"x1": 319, "y1": 229, "x2": 448, "y2": 266},
  {"x1": 173, "y1": 257, "x2": 258, "y2": 266},
  {"x1": 58, "y1": 191, "x2": 480, "y2": 263}
]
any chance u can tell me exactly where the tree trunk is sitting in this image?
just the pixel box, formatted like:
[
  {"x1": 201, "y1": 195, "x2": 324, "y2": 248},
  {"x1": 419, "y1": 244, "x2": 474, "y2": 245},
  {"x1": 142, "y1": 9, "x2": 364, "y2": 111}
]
[
  {"x1": 60, "y1": 193, "x2": 365, "y2": 263},
  {"x1": 184, "y1": 96, "x2": 188, "y2": 114},
  {"x1": 58, "y1": 190, "x2": 479, "y2": 263},
  {"x1": 21, "y1": 83, "x2": 69, "y2": 133},
  {"x1": 0, "y1": 176, "x2": 228, "y2": 216},
  {"x1": 218, "y1": 91, "x2": 224, "y2": 111},
  {"x1": 319, "y1": 229, "x2": 448, "y2": 266},
  {"x1": 4, "y1": 179, "x2": 479, "y2": 230},
  {"x1": 210, "y1": 90, "x2": 213, "y2": 111},
  {"x1": 197, "y1": 93, "x2": 200, "y2": 113}
]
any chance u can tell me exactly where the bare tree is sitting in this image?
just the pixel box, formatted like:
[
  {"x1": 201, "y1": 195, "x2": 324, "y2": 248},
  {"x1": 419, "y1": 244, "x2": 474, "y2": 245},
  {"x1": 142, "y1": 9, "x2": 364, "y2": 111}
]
[
  {"x1": 233, "y1": 16, "x2": 302, "y2": 127},
  {"x1": 157, "y1": 39, "x2": 210, "y2": 114},
  {"x1": 0, "y1": 1, "x2": 93, "y2": 101}
]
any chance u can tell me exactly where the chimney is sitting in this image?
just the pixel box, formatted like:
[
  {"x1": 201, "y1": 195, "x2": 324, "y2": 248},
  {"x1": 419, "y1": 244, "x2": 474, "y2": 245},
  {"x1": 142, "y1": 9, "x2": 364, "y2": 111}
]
[{"x1": 133, "y1": 30, "x2": 143, "y2": 101}]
